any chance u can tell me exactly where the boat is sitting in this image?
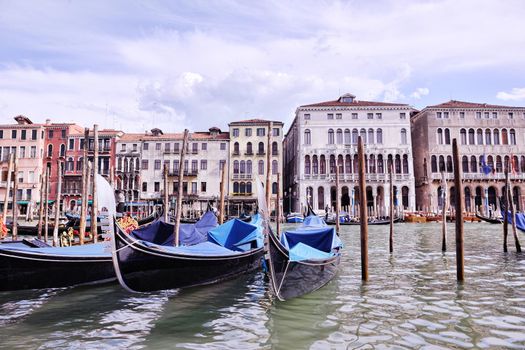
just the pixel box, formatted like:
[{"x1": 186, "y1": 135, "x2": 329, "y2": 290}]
[
  {"x1": 111, "y1": 209, "x2": 265, "y2": 292},
  {"x1": 265, "y1": 205, "x2": 343, "y2": 301},
  {"x1": 286, "y1": 212, "x2": 304, "y2": 223},
  {"x1": 326, "y1": 216, "x2": 401, "y2": 225},
  {"x1": 475, "y1": 212, "x2": 502, "y2": 224}
]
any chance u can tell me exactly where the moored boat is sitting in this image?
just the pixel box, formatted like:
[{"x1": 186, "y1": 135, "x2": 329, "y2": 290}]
[
  {"x1": 286, "y1": 212, "x2": 304, "y2": 223},
  {"x1": 475, "y1": 212, "x2": 502, "y2": 224}
]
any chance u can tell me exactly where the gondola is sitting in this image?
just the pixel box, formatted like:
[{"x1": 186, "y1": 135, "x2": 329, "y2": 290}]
[
  {"x1": 286, "y1": 212, "x2": 304, "y2": 223},
  {"x1": 326, "y1": 216, "x2": 402, "y2": 226},
  {"x1": 265, "y1": 205, "x2": 343, "y2": 301},
  {"x1": 111, "y1": 210, "x2": 265, "y2": 293},
  {"x1": 475, "y1": 211, "x2": 502, "y2": 224}
]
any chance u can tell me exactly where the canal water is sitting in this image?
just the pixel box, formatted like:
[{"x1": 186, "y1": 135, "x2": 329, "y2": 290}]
[{"x1": 1, "y1": 223, "x2": 524, "y2": 349}]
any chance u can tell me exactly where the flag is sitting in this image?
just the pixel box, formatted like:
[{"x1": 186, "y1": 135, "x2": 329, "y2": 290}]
[{"x1": 480, "y1": 154, "x2": 492, "y2": 175}]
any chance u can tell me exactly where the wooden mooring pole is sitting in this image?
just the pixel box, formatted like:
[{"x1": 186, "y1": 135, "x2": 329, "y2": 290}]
[
  {"x1": 276, "y1": 173, "x2": 281, "y2": 235},
  {"x1": 52, "y1": 160, "x2": 63, "y2": 246},
  {"x1": 452, "y1": 139, "x2": 464, "y2": 282},
  {"x1": 43, "y1": 165, "x2": 50, "y2": 243},
  {"x1": 91, "y1": 124, "x2": 99, "y2": 243},
  {"x1": 335, "y1": 162, "x2": 341, "y2": 234},
  {"x1": 12, "y1": 153, "x2": 19, "y2": 240},
  {"x1": 389, "y1": 163, "x2": 394, "y2": 253},
  {"x1": 441, "y1": 171, "x2": 448, "y2": 252},
  {"x1": 265, "y1": 122, "x2": 272, "y2": 212},
  {"x1": 503, "y1": 168, "x2": 509, "y2": 253},
  {"x1": 79, "y1": 128, "x2": 89, "y2": 245},
  {"x1": 507, "y1": 170, "x2": 522, "y2": 253},
  {"x1": 358, "y1": 136, "x2": 368, "y2": 281},
  {"x1": 219, "y1": 164, "x2": 226, "y2": 224},
  {"x1": 2, "y1": 153, "x2": 13, "y2": 235},
  {"x1": 163, "y1": 164, "x2": 169, "y2": 222},
  {"x1": 37, "y1": 172, "x2": 44, "y2": 240},
  {"x1": 174, "y1": 129, "x2": 189, "y2": 246}
]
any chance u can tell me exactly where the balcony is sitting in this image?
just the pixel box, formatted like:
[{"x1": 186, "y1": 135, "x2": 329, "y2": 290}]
[
  {"x1": 232, "y1": 192, "x2": 253, "y2": 197},
  {"x1": 272, "y1": 150, "x2": 279, "y2": 156},
  {"x1": 232, "y1": 174, "x2": 253, "y2": 180},
  {"x1": 302, "y1": 173, "x2": 410, "y2": 182},
  {"x1": 256, "y1": 151, "x2": 265, "y2": 156},
  {"x1": 245, "y1": 151, "x2": 254, "y2": 156},
  {"x1": 232, "y1": 151, "x2": 240, "y2": 156},
  {"x1": 430, "y1": 172, "x2": 525, "y2": 181},
  {"x1": 191, "y1": 150, "x2": 199, "y2": 155},
  {"x1": 168, "y1": 169, "x2": 199, "y2": 177}
]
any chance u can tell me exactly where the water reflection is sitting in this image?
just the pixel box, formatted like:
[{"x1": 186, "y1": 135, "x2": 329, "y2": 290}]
[{"x1": 0, "y1": 223, "x2": 524, "y2": 349}]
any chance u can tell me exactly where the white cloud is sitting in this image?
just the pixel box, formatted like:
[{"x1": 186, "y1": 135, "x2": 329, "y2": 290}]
[
  {"x1": 410, "y1": 88, "x2": 430, "y2": 99},
  {"x1": 496, "y1": 88, "x2": 525, "y2": 101}
]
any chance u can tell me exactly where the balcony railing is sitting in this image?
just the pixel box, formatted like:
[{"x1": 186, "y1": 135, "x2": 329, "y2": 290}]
[
  {"x1": 232, "y1": 174, "x2": 253, "y2": 180},
  {"x1": 302, "y1": 173, "x2": 410, "y2": 182},
  {"x1": 272, "y1": 150, "x2": 279, "y2": 156},
  {"x1": 232, "y1": 151, "x2": 240, "y2": 156},
  {"x1": 430, "y1": 172, "x2": 525, "y2": 181},
  {"x1": 232, "y1": 192, "x2": 253, "y2": 197},
  {"x1": 168, "y1": 169, "x2": 199, "y2": 177},
  {"x1": 245, "y1": 151, "x2": 254, "y2": 156},
  {"x1": 257, "y1": 151, "x2": 265, "y2": 156}
]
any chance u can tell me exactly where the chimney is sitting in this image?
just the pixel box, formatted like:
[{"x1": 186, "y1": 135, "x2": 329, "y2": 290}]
[{"x1": 45, "y1": 119, "x2": 51, "y2": 125}]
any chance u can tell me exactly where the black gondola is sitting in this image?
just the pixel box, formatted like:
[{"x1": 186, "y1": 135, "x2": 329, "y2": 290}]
[
  {"x1": 475, "y1": 212, "x2": 502, "y2": 224},
  {"x1": 265, "y1": 205, "x2": 343, "y2": 301},
  {"x1": 111, "y1": 212, "x2": 265, "y2": 292},
  {"x1": 326, "y1": 216, "x2": 402, "y2": 226}
]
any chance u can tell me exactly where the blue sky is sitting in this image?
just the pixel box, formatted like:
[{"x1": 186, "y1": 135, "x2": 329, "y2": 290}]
[{"x1": 1, "y1": 0, "x2": 524, "y2": 132}]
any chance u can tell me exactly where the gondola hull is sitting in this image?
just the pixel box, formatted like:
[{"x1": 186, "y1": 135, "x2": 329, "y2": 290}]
[
  {"x1": 112, "y1": 225, "x2": 264, "y2": 292},
  {"x1": 475, "y1": 212, "x2": 502, "y2": 224},
  {"x1": 326, "y1": 217, "x2": 401, "y2": 225},
  {"x1": 0, "y1": 244, "x2": 114, "y2": 291},
  {"x1": 265, "y1": 230, "x2": 340, "y2": 301}
]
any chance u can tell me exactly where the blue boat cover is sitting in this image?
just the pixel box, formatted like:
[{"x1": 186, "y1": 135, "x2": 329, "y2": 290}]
[
  {"x1": 141, "y1": 241, "x2": 241, "y2": 256},
  {"x1": 131, "y1": 211, "x2": 218, "y2": 246},
  {"x1": 0, "y1": 243, "x2": 110, "y2": 257},
  {"x1": 289, "y1": 242, "x2": 334, "y2": 262},
  {"x1": 301, "y1": 214, "x2": 327, "y2": 228},
  {"x1": 502, "y1": 210, "x2": 525, "y2": 233},
  {"x1": 208, "y1": 219, "x2": 262, "y2": 251}
]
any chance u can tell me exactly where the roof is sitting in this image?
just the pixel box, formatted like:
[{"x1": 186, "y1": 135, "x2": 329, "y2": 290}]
[
  {"x1": 229, "y1": 118, "x2": 283, "y2": 125},
  {"x1": 118, "y1": 131, "x2": 230, "y2": 142},
  {"x1": 301, "y1": 99, "x2": 409, "y2": 108},
  {"x1": 427, "y1": 100, "x2": 525, "y2": 109}
]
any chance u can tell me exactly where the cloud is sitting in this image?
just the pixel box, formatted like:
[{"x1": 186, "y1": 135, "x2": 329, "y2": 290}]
[
  {"x1": 496, "y1": 88, "x2": 525, "y2": 101},
  {"x1": 410, "y1": 88, "x2": 430, "y2": 99}
]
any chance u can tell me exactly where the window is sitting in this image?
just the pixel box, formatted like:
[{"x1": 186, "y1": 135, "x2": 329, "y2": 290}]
[
  {"x1": 443, "y1": 112, "x2": 449, "y2": 118},
  {"x1": 256, "y1": 128, "x2": 265, "y2": 136},
  {"x1": 304, "y1": 113, "x2": 311, "y2": 120},
  {"x1": 493, "y1": 112, "x2": 498, "y2": 119},
  {"x1": 143, "y1": 143, "x2": 149, "y2": 150},
  {"x1": 165, "y1": 143, "x2": 170, "y2": 152},
  {"x1": 246, "y1": 142, "x2": 253, "y2": 154},
  {"x1": 60, "y1": 144, "x2": 65, "y2": 157},
  {"x1": 304, "y1": 129, "x2": 311, "y2": 145},
  {"x1": 234, "y1": 142, "x2": 239, "y2": 154},
  {"x1": 460, "y1": 112, "x2": 465, "y2": 118},
  {"x1": 201, "y1": 143, "x2": 207, "y2": 151},
  {"x1": 121, "y1": 144, "x2": 126, "y2": 151},
  {"x1": 141, "y1": 160, "x2": 148, "y2": 170},
  {"x1": 47, "y1": 144, "x2": 53, "y2": 157},
  {"x1": 219, "y1": 160, "x2": 226, "y2": 170},
  {"x1": 258, "y1": 142, "x2": 264, "y2": 154},
  {"x1": 174, "y1": 143, "x2": 179, "y2": 153},
  {"x1": 327, "y1": 113, "x2": 334, "y2": 120},
  {"x1": 468, "y1": 129, "x2": 475, "y2": 144},
  {"x1": 68, "y1": 139, "x2": 74, "y2": 150},
  {"x1": 12, "y1": 130, "x2": 17, "y2": 139},
  {"x1": 272, "y1": 160, "x2": 278, "y2": 174},
  {"x1": 401, "y1": 129, "x2": 407, "y2": 145},
  {"x1": 336, "y1": 129, "x2": 343, "y2": 144},
  {"x1": 376, "y1": 129, "x2": 383, "y2": 144},
  {"x1": 477, "y1": 129, "x2": 483, "y2": 144},
  {"x1": 21, "y1": 130, "x2": 26, "y2": 140},
  {"x1": 48, "y1": 130, "x2": 54, "y2": 139},
  {"x1": 305, "y1": 155, "x2": 311, "y2": 174},
  {"x1": 344, "y1": 129, "x2": 350, "y2": 144},
  {"x1": 460, "y1": 129, "x2": 467, "y2": 145},
  {"x1": 258, "y1": 160, "x2": 264, "y2": 175},
  {"x1": 328, "y1": 129, "x2": 334, "y2": 144},
  {"x1": 367, "y1": 113, "x2": 373, "y2": 119},
  {"x1": 247, "y1": 160, "x2": 252, "y2": 174},
  {"x1": 19, "y1": 146, "x2": 25, "y2": 158},
  {"x1": 431, "y1": 155, "x2": 437, "y2": 173},
  {"x1": 351, "y1": 113, "x2": 358, "y2": 119},
  {"x1": 0, "y1": 130, "x2": 3, "y2": 139},
  {"x1": 273, "y1": 128, "x2": 279, "y2": 136},
  {"x1": 32, "y1": 130, "x2": 37, "y2": 140},
  {"x1": 201, "y1": 182, "x2": 207, "y2": 192},
  {"x1": 154, "y1": 182, "x2": 160, "y2": 192},
  {"x1": 360, "y1": 128, "x2": 367, "y2": 144},
  {"x1": 163, "y1": 160, "x2": 170, "y2": 171},
  {"x1": 191, "y1": 160, "x2": 198, "y2": 172},
  {"x1": 30, "y1": 146, "x2": 36, "y2": 158},
  {"x1": 400, "y1": 113, "x2": 406, "y2": 119},
  {"x1": 352, "y1": 129, "x2": 358, "y2": 144},
  {"x1": 476, "y1": 112, "x2": 482, "y2": 119},
  {"x1": 133, "y1": 144, "x2": 138, "y2": 152},
  {"x1": 509, "y1": 112, "x2": 514, "y2": 119},
  {"x1": 233, "y1": 128, "x2": 239, "y2": 137},
  {"x1": 220, "y1": 143, "x2": 226, "y2": 150},
  {"x1": 437, "y1": 129, "x2": 443, "y2": 144},
  {"x1": 510, "y1": 129, "x2": 516, "y2": 145},
  {"x1": 336, "y1": 113, "x2": 342, "y2": 119},
  {"x1": 494, "y1": 129, "x2": 500, "y2": 145},
  {"x1": 61, "y1": 129, "x2": 66, "y2": 138},
  {"x1": 272, "y1": 141, "x2": 278, "y2": 155},
  {"x1": 245, "y1": 128, "x2": 252, "y2": 137},
  {"x1": 192, "y1": 143, "x2": 198, "y2": 153},
  {"x1": 142, "y1": 182, "x2": 147, "y2": 192},
  {"x1": 376, "y1": 113, "x2": 382, "y2": 119},
  {"x1": 437, "y1": 112, "x2": 442, "y2": 119},
  {"x1": 272, "y1": 182, "x2": 278, "y2": 195},
  {"x1": 155, "y1": 143, "x2": 161, "y2": 150},
  {"x1": 173, "y1": 160, "x2": 179, "y2": 173},
  {"x1": 484, "y1": 112, "x2": 490, "y2": 119},
  {"x1": 485, "y1": 129, "x2": 491, "y2": 145},
  {"x1": 154, "y1": 160, "x2": 161, "y2": 170},
  {"x1": 444, "y1": 129, "x2": 450, "y2": 145}
]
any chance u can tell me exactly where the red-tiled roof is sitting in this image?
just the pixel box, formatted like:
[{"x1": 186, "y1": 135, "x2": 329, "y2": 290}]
[
  {"x1": 229, "y1": 118, "x2": 283, "y2": 125},
  {"x1": 119, "y1": 132, "x2": 229, "y2": 141},
  {"x1": 427, "y1": 100, "x2": 525, "y2": 109},
  {"x1": 301, "y1": 99, "x2": 409, "y2": 108}
]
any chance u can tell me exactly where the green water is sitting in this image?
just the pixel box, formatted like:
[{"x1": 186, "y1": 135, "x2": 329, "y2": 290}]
[{"x1": 1, "y1": 223, "x2": 524, "y2": 349}]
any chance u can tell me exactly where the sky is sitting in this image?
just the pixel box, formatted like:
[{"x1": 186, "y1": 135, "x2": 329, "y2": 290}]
[{"x1": 0, "y1": 0, "x2": 524, "y2": 133}]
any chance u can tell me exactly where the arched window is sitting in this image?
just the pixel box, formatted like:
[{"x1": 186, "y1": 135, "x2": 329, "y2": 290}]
[
  {"x1": 344, "y1": 129, "x2": 351, "y2": 144},
  {"x1": 431, "y1": 155, "x2": 437, "y2": 173},
  {"x1": 439, "y1": 155, "x2": 445, "y2": 172},
  {"x1": 345, "y1": 154, "x2": 351, "y2": 173},
  {"x1": 468, "y1": 128, "x2": 475, "y2": 144},
  {"x1": 246, "y1": 142, "x2": 252, "y2": 154},
  {"x1": 354, "y1": 154, "x2": 359, "y2": 173},
  {"x1": 305, "y1": 155, "x2": 311, "y2": 174},
  {"x1": 377, "y1": 155, "x2": 384, "y2": 173},
  {"x1": 320, "y1": 155, "x2": 326, "y2": 174},
  {"x1": 510, "y1": 129, "x2": 516, "y2": 145},
  {"x1": 258, "y1": 142, "x2": 264, "y2": 154},
  {"x1": 513, "y1": 155, "x2": 520, "y2": 174},
  {"x1": 312, "y1": 155, "x2": 319, "y2": 174},
  {"x1": 502, "y1": 129, "x2": 508, "y2": 144},
  {"x1": 444, "y1": 129, "x2": 450, "y2": 145},
  {"x1": 477, "y1": 129, "x2": 483, "y2": 145},
  {"x1": 272, "y1": 160, "x2": 278, "y2": 174},
  {"x1": 258, "y1": 160, "x2": 264, "y2": 175},
  {"x1": 304, "y1": 129, "x2": 311, "y2": 145},
  {"x1": 395, "y1": 155, "x2": 401, "y2": 174},
  {"x1": 77, "y1": 157, "x2": 83, "y2": 171},
  {"x1": 329, "y1": 155, "x2": 336, "y2": 173},
  {"x1": 117, "y1": 157, "x2": 122, "y2": 171},
  {"x1": 60, "y1": 144, "x2": 66, "y2": 157},
  {"x1": 246, "y1": 182, "x2": 252, "y2": 194},
  {"x1": 470, "y1": 156, "x2": 477, "y2": 173},
  {"x1": 352, "y1": 129, "x2": 359, "y2": 144},
  {"x1": 336, "y1": 129, "x2": 343, "y2": 144},
  {"x1": 496, "y1": 155, "x2": 502, "y2": 173},
  {"x1": 401, "y1": 129, "x2": 407, "y2": 145},
  {"x1": 494, "y1": 129, "x2": 500, "y2": 145},
  {"x1": 47, "y1": 144, "x2": 53, "y2": 157},
  {"x1": 368, "y1": 129, "x2": 374, "y2": 144},
  {"x1": 485, "y1": 129, "x2": 491, "y2": 145},
  {"x1": 360, "y1": 128, "x2": 367, "y2": 144},
  {"x1": 376, "y1": 128, "x2": 383, "y2": 144},
  {"x1": 460, "y1": 129, "x2": 467, "y2": 145},
  {"x1": 233, "y1": 160, "x2": 239, "y2": 174},
  {"x1": 272, "y1": 182, "x2": 278, "y2": 194},
  {"x1": 446, "y1": 155, "x2": 453, "y2": 173},
  {"x1": 240, "y1": 182, "x2": 246, "y2": 194},
  {"x1": 247, "y1": 160, "x2": 252, "y2": 174},
  {"x1": 487, "y1": 155, "x2": 494, "y2": 169},
  {"x1": 234, "y1": 142, "x2": 239, "y2": 154},
  {"x1": 437, "y1": 128, "x2": 443, "y2": 144},
  {"x1": 402, "y1": 154, "x2": 409, "y2": 173},
  {"x1": 521, "y1": 156, "x2": 525, "y2": 173},
  {"x1": 233, "y1": 182, "x2": 239, "y2": 193},
  {"x1": 369, "y1": 154, "x2": 376, "y2": 173},
  {"x1": 67, "y1": 157, "x2": 74, "y2": 171},
  {"x1": 240, "y1": 160, "x2": 246, "y2": 174},
  {"x1": 328, "y1": 129, "x2": 335, "y2": 144},
  {"x1": 462, "y1": 156, "x2": 469, "y2": 173},
  {"x1": 317, "y1": 187, "x2": 325, "y2": 210},
  {"x1": 272, "y1": 141, "x2": 278, "y2": 155}
]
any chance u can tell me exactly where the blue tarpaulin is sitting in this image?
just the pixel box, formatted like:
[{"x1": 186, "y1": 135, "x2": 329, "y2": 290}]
[
  {"x1": 289, "y1": 242, "x2": 333, "y2": 262},
  {"x1": 0, "y1": 243, "x2": 110, "y2": 257},
  {"x1": 141, "y1": 241, "x2": 241, "y2": 256},
  {"x1": 208, "y1": 219, "x2": 261, "y2": 251},
  {"x1": 502, "y1": 210, "x2": 525, "y2": 233},
  {"x1": 302, "y1": 215, "x2": 327, "y2": 228}
]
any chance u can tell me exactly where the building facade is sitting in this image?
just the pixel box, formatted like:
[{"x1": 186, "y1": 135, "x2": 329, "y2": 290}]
[
  {"x1": 284, "y1": 93, "x2": 416, "y2": 216},
  {"x1": 228, "y1": 119, "x2": 284, "y2": 215},
  {"x1": 412, "y1": 100, "x2": 525, "y2": 213},
  {"x1": 138, "y1": 127, "x2": 230, "y2": 215}
]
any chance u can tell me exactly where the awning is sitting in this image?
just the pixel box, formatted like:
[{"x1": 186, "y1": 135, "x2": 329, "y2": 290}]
[
  {"x1": 17, "y1": 200, "x2": 29, "y2": 205},
  {"x1": 76, "y1": 200, "x2": 93, "y2": 204},
  {"x1": 36, "y1": 200, "x2": 55, "y2": 204}
]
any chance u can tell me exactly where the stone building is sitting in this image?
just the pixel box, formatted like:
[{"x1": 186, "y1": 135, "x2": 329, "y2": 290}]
[
  {"x1": 283, "y1": 93, "x2": 416, "y2": 216},
  {"x1": 137, "y1": 127, "x2": 230, "y2": 215},
  {"x1": 115, "y1": 133, "x2": 142, "y2": 203},
  {"x1": 412, "y1": 100, "x2": 525, "y2": 213},
  {"x1": 228, "y1": 119, "x2": 284, "y2": 215},
  {"x1": 0, "y1": 116, "x2": 45, "y2": 216}
]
